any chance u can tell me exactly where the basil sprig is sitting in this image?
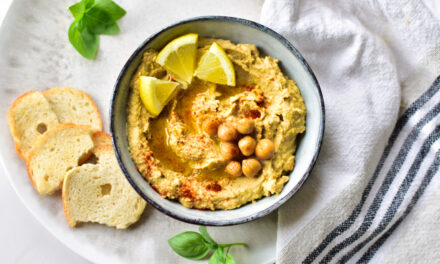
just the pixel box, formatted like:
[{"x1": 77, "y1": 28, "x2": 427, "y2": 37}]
[
  {"x1": 68, "y1": 0, "x2": 126, "y2": 59},
  {"x1": 168, "y1": 226, "x2": 246, "y2": 264}
]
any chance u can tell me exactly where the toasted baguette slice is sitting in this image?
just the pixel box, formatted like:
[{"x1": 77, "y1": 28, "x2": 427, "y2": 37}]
[
  {"x1": 92, "y1": 131, "x2": 111, "y2": 147},
  {"x1": 8, "y1": 91, "x2": 59, "y2": 160},
  {"x1": 43, "y1": 87, "x2": 102, "y2": 131},
  {"x1": 62, "y1": 145, "x2": 146, "y2": 229},
  {"x1": 27, "y1": 124, "x2": 94, "y2": 195}
]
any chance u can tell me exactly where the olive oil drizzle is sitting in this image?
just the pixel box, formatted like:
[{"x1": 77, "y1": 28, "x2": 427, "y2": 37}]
[{"x1": 148, "y1": 82, "x2": 248, "y2": 180}]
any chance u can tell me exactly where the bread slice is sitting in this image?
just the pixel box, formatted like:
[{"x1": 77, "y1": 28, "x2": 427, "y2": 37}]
[
  {"x1": 27, "y1": 124, "x2": 94, "y2": 195},
  {"x1": 92, "y1": 131, "x2": 111, "y2": 147},
  {"x1": 8, "y1": 91, "x2": 60, "y2": 160},
  {"x1": 43, "y1": 87, "x2": 102, "y2": 131},
  {"x1": 62, "y1": 145, "x2": 146, "y2": 229}
]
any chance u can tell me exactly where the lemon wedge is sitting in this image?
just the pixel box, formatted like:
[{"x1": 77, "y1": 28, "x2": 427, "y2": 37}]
[
  {"x1": 194, "y1": 42, "x2": 236, "y2": 86},
  {"x1": 155, "y1": 33, "x2": 198, "y2": 84},
  {"x1": 139, "y1": 76, "x2": 179, "y2": 116}
]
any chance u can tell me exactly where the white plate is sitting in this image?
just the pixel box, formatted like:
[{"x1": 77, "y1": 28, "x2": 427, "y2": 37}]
[{"x1": 0, "y1": 0, "x2": 276, "y2": 263}]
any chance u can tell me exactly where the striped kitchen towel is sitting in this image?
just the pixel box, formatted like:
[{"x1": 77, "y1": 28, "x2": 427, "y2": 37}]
[
  {"x1": 261, "y1": 0, "x2": 440, "y2": 263},
  {"x1": 303, "y1": 77, "x2": 440, "y2": 263}
]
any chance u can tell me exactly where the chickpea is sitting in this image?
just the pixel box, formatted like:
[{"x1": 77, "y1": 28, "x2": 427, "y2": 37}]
[
  {"x1": 225, "y1": 161, "x2": 242, "y2": 177},
  {"x1": 242, "y1": 158, "x2": 262, "y2": 178},
  {"x1": 220, "y1": 142, "x2": 240, "y2": 160},
  {"x1": 203, "y1": 118, "x2": 220, "y2": 137},
  {"x1": 255, "y1": 139, "x2": 275, "y2": 160},
  {"x1": 218, "y1": 123, "x2": 238, "y2": 141},
  {"x1": 236, "y1": 118, "x2": 254, "y2": 134},
  {"x1": 238, "y1": 136, "x2": 257, "y2": 156}
]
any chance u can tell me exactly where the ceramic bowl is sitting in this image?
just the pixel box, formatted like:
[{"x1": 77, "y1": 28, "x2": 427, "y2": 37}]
[{"x1": 110, "y1": 16, "x2": 325, "y2": 226}]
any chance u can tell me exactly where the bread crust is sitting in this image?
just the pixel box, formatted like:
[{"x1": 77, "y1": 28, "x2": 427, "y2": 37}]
[
  {"x1": 92, "y1": 131, "x2": 111, "y2": 147},
  {"x1": 8, "y1": 91, "x2": 42, "y2": 161},
  {"x1": 92, "y1": 144, "x2": 113, "y2": 154},
  {"x1": 25, "y1": 158, "x2": 38, "y2": 190},
  {"x1": 43, "y1": 87, "x2": 103, "y2": 131},
  {"x1": 62, "y1": 174, "x2": 77, "y2": 227}
]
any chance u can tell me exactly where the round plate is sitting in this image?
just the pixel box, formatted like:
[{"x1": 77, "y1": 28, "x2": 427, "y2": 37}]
[{"x1": 0, "y1": 0, "x2": 278, "y2": 263}]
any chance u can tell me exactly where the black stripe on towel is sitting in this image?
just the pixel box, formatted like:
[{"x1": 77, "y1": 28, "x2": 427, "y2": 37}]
[
  {"x1": 320, "y1": 102, "x2": 440, "y2": 263},
  {"x1": 357, "y1": 149, "x2": 440, "y2": 263},
  {"x1": 303, "y1": 75, "x2": 440, "y2": 264},
  {"x1": 339, "y1": 124, "x2": 440, "y2": 262}
]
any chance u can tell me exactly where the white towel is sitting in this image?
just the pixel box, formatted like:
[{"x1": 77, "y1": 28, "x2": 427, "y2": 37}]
[{"x1": 261, "y1": 0, "x2": 440, "y2": 263}]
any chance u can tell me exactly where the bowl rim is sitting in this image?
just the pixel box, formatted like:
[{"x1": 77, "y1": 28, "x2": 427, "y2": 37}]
[{"x1": 110, "y1": 15, "x2": 325, "y2": 226}]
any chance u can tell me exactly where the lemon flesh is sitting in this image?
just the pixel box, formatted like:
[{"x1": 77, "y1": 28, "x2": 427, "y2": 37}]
[
  {"x1": 155, "y1": 33, "x2": 198, "y2": 84},
  {"x1": 139, "y1": 76, "x2": 179, "y2": 116},
  {"x1": 194, "y1": 42, "x2": 236, "y2": 86}
]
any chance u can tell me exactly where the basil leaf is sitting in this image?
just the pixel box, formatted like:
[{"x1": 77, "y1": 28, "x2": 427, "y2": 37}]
[
  {"x1": 199, "y1": 226, "x2": 217, "y2": 246},
  {"x1": 69, "y1": 2, "x2": 85, "y2": 20},
  {"x1": 209, "y1": 247, "x2": 225, "y2": 264},
  {"x1": 94, "y1": 0, "x2": 126, "y2": 21},
  {"x1": 225, "y1": 253, "x2": 236, "y2": 264},
  {"x1": 94, "y1": 21, "x2": 120, "y2": 35},
  {"x1": 168, "y1": 231, "x2": 211, "y2": 260},
  {"x1": 82, "y1": 0, "x2": 95, "y2": 10},
  {"x1": 82, "y1": 7, "x2": 119, "y2": 35},
  {"x1": 68, "y1": 0, "x2": 125, "y2": 59},
  {"x1": 68, "y1": 21, "x2": 99, "y2": 59}
]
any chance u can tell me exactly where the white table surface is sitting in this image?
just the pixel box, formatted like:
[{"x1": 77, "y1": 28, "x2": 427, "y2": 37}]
[
  {"x1": 0, "y1": 1, "x2": 263, "y2": 264},
  {"x1": 0, "y1": 6, "x2": 90, "y2": 259}
]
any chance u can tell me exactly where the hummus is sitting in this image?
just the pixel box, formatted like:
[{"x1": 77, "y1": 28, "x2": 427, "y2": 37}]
[{"x1": 127, "y1": 38, "x2": 306, "y2": 210}]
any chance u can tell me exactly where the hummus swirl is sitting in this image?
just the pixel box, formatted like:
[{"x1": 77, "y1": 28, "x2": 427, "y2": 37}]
[{"x1": 127, "y1": 38, "x2": 306, "y2": 210}]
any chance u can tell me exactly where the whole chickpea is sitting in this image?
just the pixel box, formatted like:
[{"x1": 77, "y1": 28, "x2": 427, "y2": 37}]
[
  {"x1": 225, "y1": 161, "x2": 242, "y2": 177},
  {"x1": 218, "y1": 123, "x2": 238, "y2": 141},
  {"x1": 255, "y1": 139, "x2": 275, "y2": 160},
  {"x1": 236, "y1": 118, "x2": 254, "y2": 134},
  {"x1": 220, "y1": 142, "x2": 240, "y2": 160},
  {"x1": 242, "y1": 158, "x2": 262, "y2": 178},
  {"x1": 203, "y1": 118, "x2": 220, "y2": 137},
  {"x1": 238, "y1": 136, "x2": 257, "y2": 156}
]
